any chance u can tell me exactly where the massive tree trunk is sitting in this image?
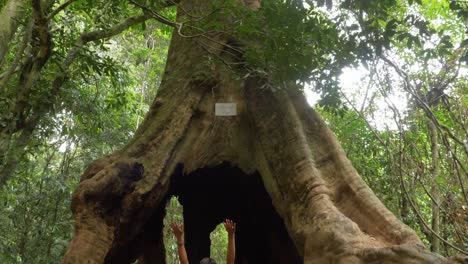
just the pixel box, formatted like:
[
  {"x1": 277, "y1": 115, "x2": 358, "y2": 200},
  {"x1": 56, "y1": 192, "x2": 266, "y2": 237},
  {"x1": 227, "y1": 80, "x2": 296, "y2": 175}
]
[{"x1": 62, "y1": 1, "x2": 466, "y2": 263}]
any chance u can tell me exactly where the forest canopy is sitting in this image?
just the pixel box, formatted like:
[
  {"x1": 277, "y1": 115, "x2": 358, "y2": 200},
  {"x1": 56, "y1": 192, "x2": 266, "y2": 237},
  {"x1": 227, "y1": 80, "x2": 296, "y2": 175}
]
[{"x1": 0, "y1": 0, "x2": 466, "y2": 263}]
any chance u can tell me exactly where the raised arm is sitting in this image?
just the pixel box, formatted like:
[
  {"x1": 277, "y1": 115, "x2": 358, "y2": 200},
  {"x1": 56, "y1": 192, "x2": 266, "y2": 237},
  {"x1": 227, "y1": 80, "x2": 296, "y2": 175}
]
[
  {"x1": 171, "y1": 222, "x2": 189, "y2": 264},
  {"x1": 224, "y1": 219, "x2": 236, "y2": 264}
]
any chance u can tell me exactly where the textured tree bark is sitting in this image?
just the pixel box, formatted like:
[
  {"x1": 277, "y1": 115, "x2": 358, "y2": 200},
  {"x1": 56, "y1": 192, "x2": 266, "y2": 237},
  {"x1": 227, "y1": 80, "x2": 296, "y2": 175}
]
[
  {"x1": 62, "y1": 0, "x2": 467, "y2": 263},
  {"x1": 0, "y1": 0, "x2": 27, "y2": 67}
]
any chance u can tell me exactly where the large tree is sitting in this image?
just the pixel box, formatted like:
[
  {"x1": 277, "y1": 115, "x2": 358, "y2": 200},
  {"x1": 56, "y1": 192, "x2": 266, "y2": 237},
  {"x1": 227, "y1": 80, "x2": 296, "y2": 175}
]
[{"x1": 60, "y1": 0, "x2": 467, "y2": 263}]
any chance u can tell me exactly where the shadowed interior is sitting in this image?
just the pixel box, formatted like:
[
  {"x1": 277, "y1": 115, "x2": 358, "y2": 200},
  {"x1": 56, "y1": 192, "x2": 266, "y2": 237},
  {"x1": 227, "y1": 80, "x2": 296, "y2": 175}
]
[{"x1": 170, "y1": 163, "x2": 302, "y2": 264}]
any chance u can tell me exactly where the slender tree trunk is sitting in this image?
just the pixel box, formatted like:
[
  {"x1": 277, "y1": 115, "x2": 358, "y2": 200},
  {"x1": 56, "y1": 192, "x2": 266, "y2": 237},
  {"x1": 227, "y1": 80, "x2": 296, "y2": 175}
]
[
  {"x1": 62, "y1": 1, "x2": 466, "y2": 263},
  {"x1": 0, "y1": 0, "x2": 27, "y2": 67},
  {"x1": 429, "y1": 121, "x2": 441, "y2": 253},
  {"x1": 0, "y1": 123, "x2": 35, "y2": 187}
]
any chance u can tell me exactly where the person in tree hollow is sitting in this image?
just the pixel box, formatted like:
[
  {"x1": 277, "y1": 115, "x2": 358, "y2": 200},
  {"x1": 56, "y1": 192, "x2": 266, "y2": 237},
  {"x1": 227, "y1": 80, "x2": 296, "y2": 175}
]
[{"x1": 171, "y1": 219, "x2": 236, "y2": 264}]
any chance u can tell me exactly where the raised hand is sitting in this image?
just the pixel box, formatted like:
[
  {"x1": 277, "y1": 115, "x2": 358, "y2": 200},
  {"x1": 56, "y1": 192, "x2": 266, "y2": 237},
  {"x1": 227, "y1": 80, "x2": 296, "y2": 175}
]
[
  {"x1": 224, "y1": 219, "x2": 236, "y2": 264},
  {"x1": 171, "y1": 222, "x2": 184, "y2": 242},
  {"x1": 171, "y1": 222, "x2": 188, "y2": 264},
  {"x1": 224, "y1": 219, "x2": 236, "y2": 236}
]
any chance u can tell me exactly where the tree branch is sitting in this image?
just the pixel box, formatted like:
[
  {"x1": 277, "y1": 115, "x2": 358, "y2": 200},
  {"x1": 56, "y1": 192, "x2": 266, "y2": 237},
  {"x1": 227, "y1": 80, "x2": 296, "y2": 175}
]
[
  {"x1": 376, "y1": 57, "x2": 468, "y2": 206},
  {"x1": 129, "y1": 0, "x2": 178, "y2": 28},
  {"x1": 31, "y1": 0, "x2": 51, "y2": 68},
  {"x1": 4, "y1": 0, "x2": 52, "y2": 134},
  {"x1": 47, "y1": 0, "x2": 77, "y2": 20},
  {"x1": 398, "y1": 165, "x2": 468, "y2": 255},
  {"x1": 341, "y1": 68, "x2": 467, "y2": 253},
  {"x1": 0, "y1": 19, "x2": 32, "y2": 93},
  {"x1": 63, "y1": 13, "x2": 151, "y2": 68},
  {"x1": 129, "y1": 0, "x2": 244, "y2": 56},
  {"x1": 380, "y1": 55, "x2": 468, "y2": 158},
  {"x1": 80, "y1": 14, "x2": 150, "y2": 43}
]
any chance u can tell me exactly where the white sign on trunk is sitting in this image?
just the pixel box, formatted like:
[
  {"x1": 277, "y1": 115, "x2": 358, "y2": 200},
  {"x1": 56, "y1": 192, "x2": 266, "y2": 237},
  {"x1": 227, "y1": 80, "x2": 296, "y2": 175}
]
[{"x1": 215, "y1": 103, "x2": 237, "y2": 116}]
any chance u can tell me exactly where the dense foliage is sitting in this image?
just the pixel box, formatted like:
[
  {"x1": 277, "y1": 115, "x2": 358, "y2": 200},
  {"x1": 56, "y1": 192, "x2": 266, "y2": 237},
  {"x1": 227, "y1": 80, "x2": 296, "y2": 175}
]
[{"x1": 0, "y1": 0, "x2": 466, "y2": 263}]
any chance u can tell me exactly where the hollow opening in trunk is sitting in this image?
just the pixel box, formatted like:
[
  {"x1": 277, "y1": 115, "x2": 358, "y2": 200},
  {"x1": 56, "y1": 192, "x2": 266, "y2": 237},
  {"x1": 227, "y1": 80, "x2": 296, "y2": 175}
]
[{"x1": 169, "y1": 162, "x2": 303, "y2": 264}]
